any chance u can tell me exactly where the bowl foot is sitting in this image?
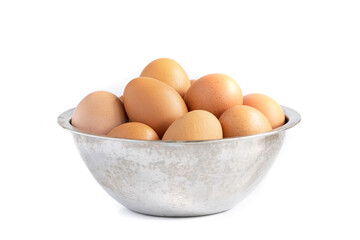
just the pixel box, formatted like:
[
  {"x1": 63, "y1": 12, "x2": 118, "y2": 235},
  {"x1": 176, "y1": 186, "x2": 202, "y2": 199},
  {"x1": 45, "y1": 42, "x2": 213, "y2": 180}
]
[{"x1": 124, "y1": 207, "x2": 232, "y2": 218}]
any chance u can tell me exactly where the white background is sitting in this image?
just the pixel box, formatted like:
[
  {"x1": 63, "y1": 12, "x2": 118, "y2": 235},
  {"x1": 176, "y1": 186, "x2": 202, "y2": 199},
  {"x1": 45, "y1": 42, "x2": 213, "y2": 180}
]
[{"x1": 1, "y1": 0, "x2": 359, "y2": 239}]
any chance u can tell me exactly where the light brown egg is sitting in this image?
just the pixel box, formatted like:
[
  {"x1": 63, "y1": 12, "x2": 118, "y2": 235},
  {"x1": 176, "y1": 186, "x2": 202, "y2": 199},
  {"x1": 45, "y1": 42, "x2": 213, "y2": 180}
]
[
  {"x1": 140, "y1": 58, "x2": 191, "y2": 97},
  {"x1": 72, "y1": 91, "x2": 127, "y2": 135},
  {"x1": 219, "y1": 105, "x2": 272, "y2": 137},
  {"x1": 184, "y1": 73, "x2": 243, "y2": 118},
  {"x1": 107, "y1": 122, "x2": 159, "y2": 140},
  {"x1": 123, "y1": 77, "x2": 188, "y2": 137},
  {"x1": 119, "y1": 95, "x2": 124, "y2": 103},
  {"x1": 162, "y1": 110, "x2": 222, "y2": 141},
  {"x1": 243, "y1": 93, "x2": 285, "y2": 129}
]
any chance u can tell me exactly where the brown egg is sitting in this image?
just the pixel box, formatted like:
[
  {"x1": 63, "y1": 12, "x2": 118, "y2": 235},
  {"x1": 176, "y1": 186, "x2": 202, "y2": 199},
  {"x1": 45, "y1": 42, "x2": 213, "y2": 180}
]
[
  {"x1": 243, "y1": 93, "x2": 285, "y2": 129},
  {"x1": 140, "y1": 58, "x2": 191, "y2": 97},
  {"x1": 72, "y1": 91, "x2": 127, "y2": 135},
  {"x1": 162, "y1": 110, "x2": 222, "y2": 141},
  {"x1": 219, "y1": 105, "x2": 272, "y2": 137},
  {"x1": 184, "y1": 73, "x2": 243, "y2": 118},
  {"x1": 123, "y1": 77, "x2": 188, "y2": 137},
  {"x1": 107, "y1": 122, "x2": 159, "y2": 140},
  {"x1": 119, "y1": 95, "x2": 124, "y2": 103}
]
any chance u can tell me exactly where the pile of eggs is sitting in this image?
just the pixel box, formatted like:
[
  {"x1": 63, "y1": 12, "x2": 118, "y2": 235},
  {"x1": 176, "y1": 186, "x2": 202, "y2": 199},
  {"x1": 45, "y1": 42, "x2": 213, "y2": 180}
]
[{"x1": 72, "y1": 58, "x2": 285, "y2": 141}]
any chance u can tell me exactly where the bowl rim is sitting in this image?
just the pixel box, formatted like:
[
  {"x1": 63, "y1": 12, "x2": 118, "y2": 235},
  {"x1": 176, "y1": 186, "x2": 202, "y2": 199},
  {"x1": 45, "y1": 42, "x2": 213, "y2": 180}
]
[{"x1": 57, "y1": 105, "x2": 301, "y2": 144}]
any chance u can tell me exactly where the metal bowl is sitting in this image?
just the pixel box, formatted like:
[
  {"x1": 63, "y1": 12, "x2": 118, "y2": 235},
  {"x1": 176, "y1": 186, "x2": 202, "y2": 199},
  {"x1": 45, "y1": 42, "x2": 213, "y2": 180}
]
[{"x1": 58, "y1": 106, "x2": 300, "y2": 217}]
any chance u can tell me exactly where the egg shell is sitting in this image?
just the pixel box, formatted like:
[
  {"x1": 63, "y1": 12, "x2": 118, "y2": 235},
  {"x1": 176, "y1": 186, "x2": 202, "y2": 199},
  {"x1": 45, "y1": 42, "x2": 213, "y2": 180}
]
[
  {"x1": 219, "y1": 105, "x2": 272, "y2": 137},
  {"x1": 107, "y1": 122, "x2": 159, "y2": 140},
  {"x1": 123, "y1": 77, "x2": 188, "y2": 137},
  {"x1": 190, "y1": 79, "x2": 197, "y2": 85},
  {"x1": 184, "y1": 73, "x2": 243, "y2": 118},
  {"x1": 162, "y1": 110, "x2": 223, "y2": 141},
  {"x1": 72, "y1": 91, "x2": 127, "y2": 135},
  {"x1": 140, "y1": 58, "x2": 191, "y2": 97},
  {"x1": 243, "y1": 93, "x2": 285, "y2": 129}
]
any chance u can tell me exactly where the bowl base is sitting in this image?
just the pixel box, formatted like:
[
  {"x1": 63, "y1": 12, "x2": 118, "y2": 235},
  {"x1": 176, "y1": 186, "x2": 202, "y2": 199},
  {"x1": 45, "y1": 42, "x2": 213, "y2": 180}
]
[{"x1": 125, "y1": 207, "x2": 232, "y2": 218}]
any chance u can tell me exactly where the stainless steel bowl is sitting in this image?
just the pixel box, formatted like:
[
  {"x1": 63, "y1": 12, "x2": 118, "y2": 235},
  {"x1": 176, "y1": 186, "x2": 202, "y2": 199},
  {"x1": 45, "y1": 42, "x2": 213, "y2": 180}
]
[{"x1": 58, "y1": 106, "x2": 300, "y2": 217}]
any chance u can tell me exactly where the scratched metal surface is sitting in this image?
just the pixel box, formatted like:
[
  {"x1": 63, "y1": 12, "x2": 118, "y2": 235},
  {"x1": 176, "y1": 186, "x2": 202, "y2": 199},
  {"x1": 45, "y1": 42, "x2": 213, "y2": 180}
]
[{"x1": 58, "y1": 106, "x2": 300, "y2": 217}]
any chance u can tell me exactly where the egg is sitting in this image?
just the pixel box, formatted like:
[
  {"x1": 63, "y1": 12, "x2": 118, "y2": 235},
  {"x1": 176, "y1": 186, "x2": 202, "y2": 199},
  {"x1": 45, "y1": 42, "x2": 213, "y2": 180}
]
[
  {"x1": 140, "y1": 58, "x2": 191, "y2": 97},
  {"x1": 219, "y1": 105, "x2": 272, "y2": 137},
  {"x1": 190, "y1": 79, "x2": 196, "y2": 85},
  {"x1": 107, "y1": 122, "x2": 159, "y2": 140},
  {"x1": 119, "y1": 95, "x2": 124, "y2": 103},
  {"x1": 123, "y1": 77, "x2": 188, "y2": 137},
  {"x1": 184, "y1": 73, "x2": 243, "y2": 118},
  {"x1": 162, "y1": 110, "x2": 222, "y2": 141},
  {"x1": 243, "y1": 93, "x2": 285, "y2": 129},
  {"x1": 72, "y1": 91, "x2": 127, "y2": 135}
]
